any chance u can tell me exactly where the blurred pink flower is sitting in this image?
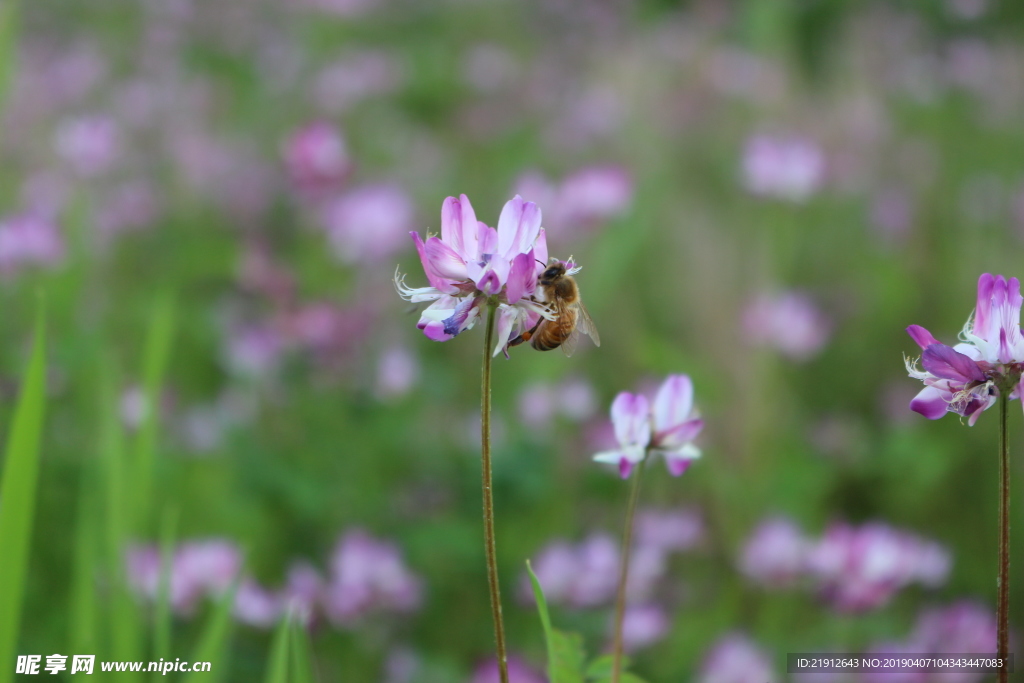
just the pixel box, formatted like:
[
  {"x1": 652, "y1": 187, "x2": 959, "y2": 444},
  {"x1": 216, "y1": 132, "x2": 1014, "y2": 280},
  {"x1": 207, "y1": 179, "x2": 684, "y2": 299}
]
[
  {"x1": 516, "y1": 376, "x2": 596, "y2": 430},
  {"x1": 312, "y1": 51, "x2": 402, "y2": 113},
  {"x1": 742, "y1": 133, "x2": 825, "y2": 202},
  {"x1": 395, "y1": 194, "x2": 557, "y2": 357},
  {"x1": 0, "y1": 213, "x2": 65, "y2": 274},
  {"x1": 125, "y1": 538, "x2": 243, "y2": 615},
  {"x1": 375, "y1": 346, "x2": 420, "y2": 400},
  {"x1": 94, "y1": 181, "x2": 161, "y2": 239},
  {"x1": 513, "y1": 166, "x2": 633, "y2": 240},
  {"x1": 470, "y1": 655, "x2": 545, "y2": 683},
  {"x1": 906, "y1": 273, "x2": 1024, "y2": 424},
  {"x1": 911, "y1": 602, "x2": 997, "y2": 682},
  {"x1": 739, "y1": 516, "x2": 810, "y2": 588},
  {"x1": 635, "y1": 508, "x2": 704, "y2": 553},
  {"x1": 323, "y1": 530, "x2": 423, "y2": 627},
  {"x1": 233, "y1": 578, "x2": 282, "y2": 628},
  {"x1": 54, "y1": 115, "x2": 122, "y2": 176},
  {"x1": 593, "y1": 375, "x2": 704, "y2": 478},
  {"x1": 619, "y1": 604, "x2": 670, "y2": 652},
  {"x1": 743, "y1": 291, "x2": 831, "y2": 361},
  {"x1": 322, "y1": 183, "x2": 415, "y2": 264},
  {"x1": 698, "y1": 633, "x2": 776, "y2": 683},
  {"x1": 806, "y1": 522, "x2": 950, "y2": 612},
  {"x1": 282, "y1": 121, "x2": 352, "y2": 198},
  {"x1": 870, "y1": 188, "x2": 914, "y2": 246},
  {"x1": 224, "y1": 324, "x2": 285, "y2": 377},
  {"x1": 282, "y1": 561, "x2": 325, "y2": 628}
]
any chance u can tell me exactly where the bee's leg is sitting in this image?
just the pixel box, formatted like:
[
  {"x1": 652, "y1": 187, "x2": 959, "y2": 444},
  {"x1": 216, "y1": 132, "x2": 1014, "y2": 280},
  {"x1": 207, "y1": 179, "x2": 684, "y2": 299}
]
[{"x1": 508, "y1": 318, "x2": 543, "y2": 348}]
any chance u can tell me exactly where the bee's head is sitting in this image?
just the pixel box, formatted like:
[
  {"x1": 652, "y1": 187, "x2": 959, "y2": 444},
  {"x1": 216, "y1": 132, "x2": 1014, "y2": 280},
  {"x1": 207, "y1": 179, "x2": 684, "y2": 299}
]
[{"x1": 540, "y1": 259, "x2": 566, "y2": 284}]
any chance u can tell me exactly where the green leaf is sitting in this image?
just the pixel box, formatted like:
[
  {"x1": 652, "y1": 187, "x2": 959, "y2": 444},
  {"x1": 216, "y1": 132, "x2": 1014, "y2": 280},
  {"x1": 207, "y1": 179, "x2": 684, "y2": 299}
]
[
  {"x1": 289, "y1": 621, "x2": 317, "y2": 683},
  {"x1": 549, "y1": 630, "x2": 586, "y2": 683},
  {"x1": 0, "y1": 308, "x2": 47, "y2": 683},
  {"x1": 183, "y1": 577, "x2": 240, "y2": 683},
  {"x1": 263, "y1": 614, "x2": 291, "y2": 683},
  {"x1": 526, "y1": 560, "x2": 586, "y2": 683},
  {"x1": 585, "y1": 655, "x2": 629, "y2": 680},
  {"x1": 69, "y1": 469, "x2": 99, "y2": 655}
]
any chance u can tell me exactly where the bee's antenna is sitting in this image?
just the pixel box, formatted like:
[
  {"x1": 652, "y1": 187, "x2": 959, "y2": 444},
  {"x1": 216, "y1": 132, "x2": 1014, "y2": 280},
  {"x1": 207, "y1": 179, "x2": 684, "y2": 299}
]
[{"x1": 535, "y1": 259, "x2": 546, "y2": 267}]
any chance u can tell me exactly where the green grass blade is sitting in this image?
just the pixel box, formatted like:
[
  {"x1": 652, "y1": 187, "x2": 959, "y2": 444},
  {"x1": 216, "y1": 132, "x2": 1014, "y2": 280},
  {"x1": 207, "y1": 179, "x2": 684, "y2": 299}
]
[
  {"x1": 525, "y1": 560, "x2": 553, "y2": 651},
  {"x1": 183, "y1": 577, "x2": 240, "y2": 683},
  {"x1": 0, "y1": 307, "x2": 47, "y2": 683},
  {"x1": 69, "y1": 468, "x2": 100, "y2": 655},
  {"x1": 289, "y1": 621, "x2": 316, "y2": 683},
  {"x1": 263, "y1": 614, "x2": 291, "y2": 683},
  {"x1": 132, "y1": 294, "x2": 176, "y2": 531},
  {"x1": 152, "y1": 505, "x2": 179, "y2": 671}
]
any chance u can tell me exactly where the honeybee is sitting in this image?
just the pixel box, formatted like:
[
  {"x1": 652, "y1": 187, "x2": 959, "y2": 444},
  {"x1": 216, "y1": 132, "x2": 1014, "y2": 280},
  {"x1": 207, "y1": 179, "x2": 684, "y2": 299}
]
[{"x1": 510, "y1": 259, "x2": 600, "y2": 357}]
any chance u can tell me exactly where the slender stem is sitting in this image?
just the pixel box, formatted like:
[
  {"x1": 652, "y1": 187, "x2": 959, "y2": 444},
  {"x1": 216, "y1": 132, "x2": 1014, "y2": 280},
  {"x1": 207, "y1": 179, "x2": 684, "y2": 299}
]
[
  {"x1": 997, "y1": 392, "x2": 1010, "y2": 683},
  {"x1": 611, "y1": 458, "x2": 646, "y2": 683},
  {"x1": 480, "y1": 304, "x2": 508, "y2": 683}
]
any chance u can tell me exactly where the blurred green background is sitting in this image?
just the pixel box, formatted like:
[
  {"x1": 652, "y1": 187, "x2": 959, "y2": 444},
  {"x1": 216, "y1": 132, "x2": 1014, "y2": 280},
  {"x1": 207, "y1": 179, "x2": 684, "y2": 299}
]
[{"x1": 1, "y1": 0, "x2": 1024, "y2": 680}]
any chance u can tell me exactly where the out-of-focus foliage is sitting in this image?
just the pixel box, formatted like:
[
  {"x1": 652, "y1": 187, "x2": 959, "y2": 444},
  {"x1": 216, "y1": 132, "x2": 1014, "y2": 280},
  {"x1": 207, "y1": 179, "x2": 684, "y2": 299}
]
[{"x1": 1, "y1": 0, "x2": 1023, "y2": 681}]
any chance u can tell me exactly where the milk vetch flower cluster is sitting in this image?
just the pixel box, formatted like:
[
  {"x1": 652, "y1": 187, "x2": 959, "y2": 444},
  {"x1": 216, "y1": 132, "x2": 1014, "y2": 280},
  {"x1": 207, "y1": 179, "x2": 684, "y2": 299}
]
[
  {"x1": 906, "y1": 273, "x2": 1024, "y2": 425},
  {"x1": 395, "y1": 194, "x2": 558, "y2": 357},
  {"x1": 593, "y1": 374, "x2": 704, "y2": 478}
]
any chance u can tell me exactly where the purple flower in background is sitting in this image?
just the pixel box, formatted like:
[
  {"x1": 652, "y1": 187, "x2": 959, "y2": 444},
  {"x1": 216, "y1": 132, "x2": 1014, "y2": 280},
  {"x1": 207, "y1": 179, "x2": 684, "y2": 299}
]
[
  {"x1": 906, "y1": 273, "x2": 1024, "y2": 424},
  {"x1": 322, "y1": 183, "x2": 415, "y2": 264},
  {"x1": 282, "y1": 121, "x2": 352, "y2": 198},
  {"x1": 282, "y1": 561, "x2": 325, "y2": 628},
  {"x1": 223, "y1": 324, "x2": 285, "y2": 378},
  {"x1": 514, "y1": 166, "x2": 633, "y2": 238},
  {"x1": 743, "y1": 291, "x2": 831, "y2": 361},
  {"x1": 312, "y1": 51, "x2": 402, "y2": 113},
  {"x1": 635, "y1": 508, "x2": 704, "y2": 553},
  {"x1": 125, "y1": 538, "x2": 242, "y2": 615},
  {"x1": 54, "y1": 115, "x2": 122, "y2": 176},
  {"x1": 0, "y1": 213, "x2": 65, "y2": 275},
  {"x1": 909, "y1": 602, "x2": 997, "y2": 682},
  {"x1": 618, "y1": 604, "x2": 670, "y2": 652},
  {"x1": 739, "y1": 516, "x2": 810, "y2": 588},
  {"x1": 394, "y1": 194, "x2": 557, "y2": 357},
  {"x1": 323, "y1": 530, "x2": 422, "y2": 627},
  {"x1": 517, "y1": 376, "x2": 597, "y2": 430},
  {"x1": 742, "y1": 133, "x2": 825, "y2": 202},
  {"x1": 233, "y1": 578, "x2": 282, "y2": 628},
  {"x1": 593, "y1": 374, "x2": 704, "y2": 478},
  {"x1": 470, "y1": 655, "x2": 545, "y2": 683},
  {"x1": 698, "y1": 633, "x2": 776, "y2": 683},
  {"x1": 806, "y1": 522, "x2": 950, "y2": 612},
  {"x1": 374, "y1": 345, "x2": 420, "y2": 400}
]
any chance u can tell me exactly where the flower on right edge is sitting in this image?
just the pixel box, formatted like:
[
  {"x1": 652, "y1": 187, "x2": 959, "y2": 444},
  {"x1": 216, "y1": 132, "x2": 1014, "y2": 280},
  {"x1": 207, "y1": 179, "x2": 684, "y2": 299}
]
[
  {"x1": 593, "y1": 375, "x2": 704, "y2": 478},
  {"x1": 905, "y1": 273, "x2": 1024, "y2": 425}
]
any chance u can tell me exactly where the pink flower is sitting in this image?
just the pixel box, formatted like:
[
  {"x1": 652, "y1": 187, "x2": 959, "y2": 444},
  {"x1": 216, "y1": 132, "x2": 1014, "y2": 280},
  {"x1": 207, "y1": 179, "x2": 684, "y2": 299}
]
[
  {"x1": 0, "y1": 213, "x2": 65, "y2": 274},
  {"x1": 739, "y1": 516, "x2": 810, "y2": 588},
  {"x1": 322, "y1": 183, "x2": 415, "y2": 264},
  {"x1": 743, "y1": 291, "x2": 831, "y2": 361},
  {"x1": 906, "y1": 273, "x2": 1024, "y2": 425},
  {"x1": 513, "y1": 166, "x2": 633, "y2": 239},
  {"x1": 282, "y1": 121, "x2": 352, "y2": 198},
  {"x1": 741, "y1": 133, "x2": 825, "y2": 202},
  {"x1": 374, "y1": 346, "x2": 420, "y2": 400},
  {"x1": 698, "y1": 633, "x2": 776, "y2": 683},
  {"x1": 635, "y1": 508, "x2": 704, "y2": 553},
  {"x1": 592, "y1": 375, "x2": 704, "y2": 479},
  {"x1": 323, "y1": 530, "x2": 422, "y2": 627},
  {"x1": 395, "y1": 195, "x2": 560, "y2": 357},
  {"x1": 806, "y1": 522, "x2": 950, "y2": 612},
  {"x1": 911, "y1": 602, "x2": 997, "y2": 677},
  {"x1": 54, "y1": 115, "x2": 122, "y2": 176},
  {"x1": 125, "y1": 538, "x2": 243, "y2": 615},
  {"x1": 618, "y1": 604, "x2": 670, "y2": 652},
  {"x1": 233, "y1": 579, "x2": 282, "y2": 628}
]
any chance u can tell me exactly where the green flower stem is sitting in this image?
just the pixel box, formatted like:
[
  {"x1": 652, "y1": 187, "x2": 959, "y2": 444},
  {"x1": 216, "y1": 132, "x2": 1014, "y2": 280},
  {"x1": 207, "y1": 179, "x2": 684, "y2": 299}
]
[
  {"x1": 481, "y1": 304, "x2": 509, "y2": 683},
  {"x1": 997, "y1": 391, "x2": 1010, "y2": 683},
  {"x1": 611, "y1": 457, "x2": 646, "y2": 683}
]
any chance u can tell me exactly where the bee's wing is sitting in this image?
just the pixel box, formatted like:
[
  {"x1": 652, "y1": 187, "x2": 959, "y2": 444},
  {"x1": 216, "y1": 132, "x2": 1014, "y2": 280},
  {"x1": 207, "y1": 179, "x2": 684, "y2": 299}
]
[
  {"x1": 575, "y1": 298, "x2": 600, "y2": 347},
  {"x1": 560, "y1": 316, "x2": 580, "y2": 357}
]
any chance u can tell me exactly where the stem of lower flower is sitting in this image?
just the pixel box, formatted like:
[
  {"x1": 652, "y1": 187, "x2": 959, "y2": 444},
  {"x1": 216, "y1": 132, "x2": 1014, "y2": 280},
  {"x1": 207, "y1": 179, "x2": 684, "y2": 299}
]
[
  {"x1": 480, "y1": 304, "x2": 508, "y2": 683},
  {"x1": 997, "y1": 391, "x2": 1010, "y2": 683},
  {"x1": 611, "y1": 457, "x2": 646, "y2": 683}
]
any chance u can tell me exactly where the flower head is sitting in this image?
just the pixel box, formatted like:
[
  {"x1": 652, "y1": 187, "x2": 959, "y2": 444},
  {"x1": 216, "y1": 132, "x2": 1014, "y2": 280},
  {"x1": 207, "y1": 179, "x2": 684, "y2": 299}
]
[
  {"x1": 592, "y1": 374, "x2": 704, "y2": 478},
  {"x1": 905, "y1": 273, "x2": 1024, "y2": 424},
  {"x1": 395, "y1": 194, "x2": 559, "y2": 357}
]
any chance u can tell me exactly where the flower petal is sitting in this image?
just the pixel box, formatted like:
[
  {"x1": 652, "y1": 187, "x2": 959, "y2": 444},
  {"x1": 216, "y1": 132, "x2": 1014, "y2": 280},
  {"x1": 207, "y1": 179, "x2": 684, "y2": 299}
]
[
  {"x1": 652, "y1": 375, "x2": 694, "y2": 434},
  {"x1": 441, "y1": 295, "x2": 483, "y2": 337},
  {"x1": 662, "y1": 443, "x2": 701, "y2": 477},
  {"x1": 478, "y1": 223, "x2": 499, "y2": 256},
  {"x1": 906, "y1": 325, "x2": 939, "y2": 350},
  {"x1": 610, "y1": 392, "x2": 651, "y2": 449},
  {"x1": 655, "y1": 418, "x2": 704, "y2": 449},
  {"x1": 496, "y1": 195, "x2": 542, "y2": 258},
  {"x1": 921, "y1": 344, "x2": 986, "y2": 383},
  {"x1": 440, "y1": 194, "x2": 479, "y2": 261},
  {"x1": 492, "y1": 304, "x2": 518, "y2": 358},
  {"x1": 533, "y1": 229, "x2": 548, "y2": 277},
  {"x1": 506, "y1": 250, "x2": 536, "y2": 305},
  {"x1": 411, "y1": 232, "x2": 457, "y2": 294},
  {"x1": 909, "y1": 385, "x2": 950, "y2": 420},
  {"x1": 424, "y1": 236, "x2": 469, "y2": 281},
  {"x1": 974, "y1": 273, "x2": 995, "y2": 342}
]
